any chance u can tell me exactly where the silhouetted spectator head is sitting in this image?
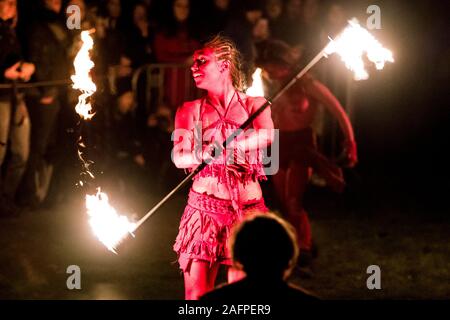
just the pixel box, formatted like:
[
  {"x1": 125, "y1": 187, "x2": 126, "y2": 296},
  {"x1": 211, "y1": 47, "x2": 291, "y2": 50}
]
[
  {"x1": 43, "y1": 0, "x2": 62, "y2": 13},
  {"x1": 264, "y1": 0, "x2": 283, "y2": 20},
  {"x1": 230, "y1": 213, "x2": 299, "y2": 280},
  {"x1": 173, "y1": 0, "x2": 189, "y2": 23},
  {"x1": 0, "y1": 0, "x2": 17, "y2": 21}
]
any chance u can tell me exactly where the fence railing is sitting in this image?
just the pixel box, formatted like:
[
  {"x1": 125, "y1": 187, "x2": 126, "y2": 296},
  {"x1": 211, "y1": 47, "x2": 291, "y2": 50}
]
[
  {"x1": 1, "y1": 62, "x2": 354, "y2": 163},
  {"x1": 130, "y1": 62, "x2": 355, "y2": 162},
  {"x1": 131, "y1": 63, "x2": 202, "y2": 115},
  {"x1": 0, "y1": 79, "x2": 71, "y2": 89}
]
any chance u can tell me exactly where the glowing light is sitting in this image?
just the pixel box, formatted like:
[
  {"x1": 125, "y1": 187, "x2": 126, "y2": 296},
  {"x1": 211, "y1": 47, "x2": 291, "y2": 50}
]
[
  {"x1": 324, "y1": 19, "x2": 394, "y2": 80},
  {"x1": 71, "y1": 30, "x2": 135, "y2": 253},
  {"x1": 86, "y1": 189, "x2": 136, "y2": 254},
  {"x1": 71, "y1": 30, "x2": 96, "y2": 119},
  {"x1": 246, "y1": 68, "x2": 265, "y2": 97}
]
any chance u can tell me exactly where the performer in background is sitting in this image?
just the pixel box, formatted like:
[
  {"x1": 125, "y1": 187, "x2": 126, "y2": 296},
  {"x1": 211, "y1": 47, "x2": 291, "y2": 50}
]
[
  {"x1": 256, "y1": 39, "x2": 357, "y2": 270},
  {"x1": 172, "y1": 35, "x2": 274, "y2": 300}
]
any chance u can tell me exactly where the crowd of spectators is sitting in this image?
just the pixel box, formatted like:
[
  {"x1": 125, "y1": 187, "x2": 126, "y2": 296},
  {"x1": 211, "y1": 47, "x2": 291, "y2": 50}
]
[{"x1": 1, "y1": 0, "x2": 353, "y2": 215}]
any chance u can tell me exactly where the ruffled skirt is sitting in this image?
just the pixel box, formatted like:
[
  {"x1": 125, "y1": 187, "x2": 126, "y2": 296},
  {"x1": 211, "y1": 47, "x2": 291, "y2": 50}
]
[{"x1": 173, "y1": 189, "x2": 268, "y2": 272}]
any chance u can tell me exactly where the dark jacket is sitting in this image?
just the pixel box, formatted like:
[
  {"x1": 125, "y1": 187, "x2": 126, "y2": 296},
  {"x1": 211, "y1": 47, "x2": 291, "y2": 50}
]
[
  {"x1": 0, "y1": 18, "x2": 22, "y2": 100},
  {"x1": 26, "y1": 9, "x2": 70, "y2": 98},
  {"x1": 200, "y1": 276, "x2": 319, "y2": 301}
]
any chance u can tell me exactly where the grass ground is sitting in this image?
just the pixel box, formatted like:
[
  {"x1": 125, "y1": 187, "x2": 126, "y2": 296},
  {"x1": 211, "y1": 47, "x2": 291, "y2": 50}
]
[{"x1": 0, "y1": 183, "x2": 448, "y2": 300}]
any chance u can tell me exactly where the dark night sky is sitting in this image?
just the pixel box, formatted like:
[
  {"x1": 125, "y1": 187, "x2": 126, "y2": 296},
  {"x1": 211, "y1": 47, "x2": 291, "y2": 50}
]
[
  {"x1": 294, "y1": 1, "x2": 449, "y2": 212},
  {"x1": 348, "y1": 1, "x2": 449, "y2": 211}
]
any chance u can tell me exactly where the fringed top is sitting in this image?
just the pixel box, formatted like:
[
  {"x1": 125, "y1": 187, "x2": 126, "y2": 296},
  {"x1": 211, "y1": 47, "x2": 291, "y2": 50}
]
[{"x1": 192, "y1": 91, "x2": 267, "y2": 217}]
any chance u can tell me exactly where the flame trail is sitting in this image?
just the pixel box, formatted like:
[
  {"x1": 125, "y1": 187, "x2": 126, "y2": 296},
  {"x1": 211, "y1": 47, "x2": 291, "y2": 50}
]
[
  {"x1": 71, "y1": 30, "x2": 96, "y2": 120},
  {"x1": 71, "y1": 30, "x2": 135, "y2": 253}
]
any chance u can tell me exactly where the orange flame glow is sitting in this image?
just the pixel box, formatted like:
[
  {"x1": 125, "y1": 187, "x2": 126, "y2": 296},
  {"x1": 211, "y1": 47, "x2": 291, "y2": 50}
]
[
  {"x1": 71, "y1": 30, "x2": 135, "y2": 253},
  {"x1": 246, "y1": 68, "x2": 265, "y2": 97},
  {"x1": 71, "y1": 30, "x2": 96, "y2": 119},
  {"x1": 324, "y1": 19, "x2": 394, "y2": 80},
  {"x1": 86, "y1": 189, "x2": 136, "y2": 254}
]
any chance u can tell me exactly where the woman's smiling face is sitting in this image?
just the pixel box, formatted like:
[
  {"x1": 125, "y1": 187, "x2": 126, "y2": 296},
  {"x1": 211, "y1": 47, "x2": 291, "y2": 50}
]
[{"x1": 191, "y1": 48, "x2": 224, "y2": 90}]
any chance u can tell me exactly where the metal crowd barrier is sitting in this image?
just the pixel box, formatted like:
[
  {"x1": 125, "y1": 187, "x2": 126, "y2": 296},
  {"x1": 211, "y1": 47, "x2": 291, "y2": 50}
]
[
  {"x1": 129, "y1": 62, "x2": 355, "y2": 163},
  {"x1": 131, "y1": 63, "x2": 202, "y2": 115},
  {"x1": 0, "y1": 79, "x2": 71, "y2": 89},
  {"x1": 0, "y1": 62, "x2": 354, "y2": 165}
]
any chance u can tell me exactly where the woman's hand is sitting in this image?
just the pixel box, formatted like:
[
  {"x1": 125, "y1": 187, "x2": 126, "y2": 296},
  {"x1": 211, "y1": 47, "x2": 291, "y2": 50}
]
[
  {"x1": 200, "y1": 141, "x2": 223, "y2": 164},
  {"x1": 226, "y1": 147, "x2": 250, "y2": 178}
]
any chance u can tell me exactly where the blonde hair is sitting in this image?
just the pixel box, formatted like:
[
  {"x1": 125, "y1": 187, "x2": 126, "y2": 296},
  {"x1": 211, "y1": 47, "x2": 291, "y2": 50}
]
[{"x1": 203, "y1": 35, "x2": 245, "y2": 90}]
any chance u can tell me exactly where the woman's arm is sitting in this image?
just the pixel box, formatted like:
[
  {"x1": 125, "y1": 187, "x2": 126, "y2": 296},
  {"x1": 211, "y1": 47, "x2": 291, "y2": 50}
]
[
  {"x1": 171, "y1": 103, "x2": 199, "y2": 169},
  {"x1": 304, "y1": 79, "x2": 358, "y2": 167}
]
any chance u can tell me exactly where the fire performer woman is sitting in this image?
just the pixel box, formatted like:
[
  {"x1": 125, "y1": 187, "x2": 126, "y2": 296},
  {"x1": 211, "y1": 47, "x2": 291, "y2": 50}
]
[
  {"x1": 256, "y1": 39, "x2": 358, "y2": 269},
  {"x1": 172, "y1": 36, "x2": 274, "y2": 300}
]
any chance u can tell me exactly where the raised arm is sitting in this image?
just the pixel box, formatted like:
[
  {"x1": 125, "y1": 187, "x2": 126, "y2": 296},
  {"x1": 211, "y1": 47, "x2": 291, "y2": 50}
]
[{"x1": 304, "y1": 79, "x2": 358, "y2": 167}]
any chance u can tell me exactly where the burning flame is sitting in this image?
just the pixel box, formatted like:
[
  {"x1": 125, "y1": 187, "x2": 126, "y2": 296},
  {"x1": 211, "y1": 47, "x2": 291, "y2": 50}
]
[
  {"x1": 325, "y1": 19, "x2": 394, "y2": 80},
  {"x1": 71, "y1": 30, "x2": 135, "y2": 253},
  {"x1": 86, "y1": 189, "x2": 136, "y2": 254},
  {"x1": 246, "y1": 68, "x2": 265, "y2": 97},
  {"x1": 71, "y1": 30, "x2": 96, "y2": 119}
]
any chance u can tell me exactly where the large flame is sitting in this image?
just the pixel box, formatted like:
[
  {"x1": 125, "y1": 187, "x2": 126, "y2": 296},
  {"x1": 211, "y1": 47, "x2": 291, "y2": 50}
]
[
  {"x1": 86, "y1": 189, "x2": 136, "y2": 254},
  {"x1": 246, "y1": 68, "x2": 265, "y2": 97},
  {"x1": 325, "y1": 19, "x2": 394, "y2": 80},
  {"x1": 71, "y1": 30, "x2": 135, "y2": 253},
  {"x1": 71, "y1": 30, "x2": 96, "y2": 119}
]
